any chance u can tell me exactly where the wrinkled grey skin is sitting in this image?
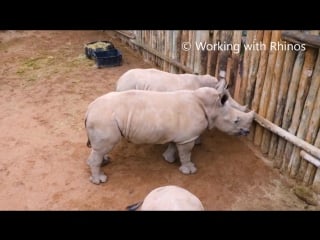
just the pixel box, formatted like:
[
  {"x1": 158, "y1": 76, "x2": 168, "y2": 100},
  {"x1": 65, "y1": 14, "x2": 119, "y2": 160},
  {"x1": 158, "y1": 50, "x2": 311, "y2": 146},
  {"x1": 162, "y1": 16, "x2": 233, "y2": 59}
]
[
  {"x1": 115, "y1": 68, "x2": 247, "y2": 112},
  {"x1": 85, "y1": 87, "x2": 254, "y2": 184}
]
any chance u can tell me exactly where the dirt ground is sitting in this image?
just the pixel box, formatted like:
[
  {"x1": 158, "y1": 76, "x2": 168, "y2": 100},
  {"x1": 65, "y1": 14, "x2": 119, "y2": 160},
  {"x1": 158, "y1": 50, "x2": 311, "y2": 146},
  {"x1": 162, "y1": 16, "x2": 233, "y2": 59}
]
[{"x1": 0, "y1": 30, "x2": 318, "y2": 210}]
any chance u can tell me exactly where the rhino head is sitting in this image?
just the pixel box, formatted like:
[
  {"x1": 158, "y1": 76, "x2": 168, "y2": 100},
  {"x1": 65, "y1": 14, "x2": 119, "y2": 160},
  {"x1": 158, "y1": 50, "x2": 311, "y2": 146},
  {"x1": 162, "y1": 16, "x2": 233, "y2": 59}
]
[{"x1": 195, "y1": 87, "x2": 254, "y2": 136}]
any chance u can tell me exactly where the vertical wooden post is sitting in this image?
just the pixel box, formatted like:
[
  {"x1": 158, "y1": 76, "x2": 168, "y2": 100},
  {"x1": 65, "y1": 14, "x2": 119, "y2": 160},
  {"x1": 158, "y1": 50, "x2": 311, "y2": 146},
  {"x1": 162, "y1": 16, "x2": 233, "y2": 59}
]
[
  {"x1": 230, "y1": 30, "x2": 242, "y2": 98},
  {"x1": 245, "y1": 30, "x2": 264, "y2": 108},
  {"x1": 180, "y1": 30, "x2": 189, "y2": 73},
  {"x1": 271, "y1": 50, "x2": 297, "y2": 165},
  {"x1": 239, "y1": 30, "x2": 254, "y2": 105},
  {"x1": 254, "y1": 31, "x2": 280, "y2": 148},
  {"x1": 250, "y1": 31, "x2": 272, "y2": 144},
  {"x1": 260, "y1": 35, "x2": 286, "y2": 154},
  {"x1": 285, "y1": 47, "x2": 317, "y2": 176},
  {"x1": 276, "y1": 50, "x2": 305, "y2": 168}
]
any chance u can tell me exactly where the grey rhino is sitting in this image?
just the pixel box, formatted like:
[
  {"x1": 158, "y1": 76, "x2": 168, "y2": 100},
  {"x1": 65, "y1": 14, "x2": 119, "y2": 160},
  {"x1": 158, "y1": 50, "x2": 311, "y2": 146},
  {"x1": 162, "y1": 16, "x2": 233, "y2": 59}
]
[
  {"x1": 85, "y1": 87, "x2": 254, "y2": 184},
  {"x1": 126, "y1": 185, "x2": 204, "y2": 211},
  {"x1": 115, "y1": 68, "x2": 247, "y2": 112}
]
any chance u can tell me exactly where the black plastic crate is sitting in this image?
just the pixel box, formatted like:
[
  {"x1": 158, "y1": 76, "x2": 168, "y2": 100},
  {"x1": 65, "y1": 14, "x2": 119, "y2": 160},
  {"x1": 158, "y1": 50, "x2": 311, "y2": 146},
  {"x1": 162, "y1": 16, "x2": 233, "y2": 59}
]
[
  {"x1": 84, "y1": 41, "x2": 115, "y2": 59},
  {"x1": 93, "y1": 49, "x2": 122, "y2": 68}
]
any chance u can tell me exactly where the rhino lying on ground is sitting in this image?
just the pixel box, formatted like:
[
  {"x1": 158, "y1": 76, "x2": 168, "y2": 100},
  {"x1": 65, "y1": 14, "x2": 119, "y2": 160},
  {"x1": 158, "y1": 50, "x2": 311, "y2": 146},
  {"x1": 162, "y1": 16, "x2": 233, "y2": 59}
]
[
  {"x1": 85, "y1": 87, "x2": 254, "y2": 184},
  {"x1": 116, "y1": 68, "x2": 247, "y2": 112},
  {"x1": 126, "y1": 185, "x2": 204, "y2": 211}
]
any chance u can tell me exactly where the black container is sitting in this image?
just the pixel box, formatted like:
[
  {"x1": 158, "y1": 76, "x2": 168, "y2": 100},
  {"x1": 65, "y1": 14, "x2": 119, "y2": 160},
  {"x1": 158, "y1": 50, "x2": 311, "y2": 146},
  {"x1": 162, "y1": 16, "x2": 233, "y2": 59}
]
[
  {"x1": 93, "y1": 49, "x2": 122, "y2": 68},
  {"x1": 84, "y1": 41, "x2": 115, "y2": 59}
]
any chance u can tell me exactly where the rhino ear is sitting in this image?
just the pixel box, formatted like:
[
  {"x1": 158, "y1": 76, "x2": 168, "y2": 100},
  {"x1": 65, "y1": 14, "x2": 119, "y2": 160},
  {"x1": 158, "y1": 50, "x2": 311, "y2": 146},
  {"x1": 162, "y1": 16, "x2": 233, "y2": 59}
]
[
  {"x1": 220, "y1": 93, "x2": 228, "y2": 106},
  {"x1": 216, "y1": 79, "x2": 226, "y2": 93}
]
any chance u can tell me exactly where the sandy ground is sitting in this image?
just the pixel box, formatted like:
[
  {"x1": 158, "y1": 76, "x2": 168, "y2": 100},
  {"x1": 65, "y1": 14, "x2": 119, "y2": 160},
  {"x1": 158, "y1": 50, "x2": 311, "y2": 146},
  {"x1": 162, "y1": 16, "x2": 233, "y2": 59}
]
[{"x1": 0, "y1": 30, "x2": 318, "y2": 210}]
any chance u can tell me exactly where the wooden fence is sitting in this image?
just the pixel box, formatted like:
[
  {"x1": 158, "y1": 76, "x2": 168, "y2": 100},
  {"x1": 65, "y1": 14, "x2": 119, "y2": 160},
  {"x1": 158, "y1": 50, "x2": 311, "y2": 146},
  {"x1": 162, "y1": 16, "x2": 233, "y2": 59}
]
[{"x1": 115, "y1": 30, "x2": 320, "y2": 193}]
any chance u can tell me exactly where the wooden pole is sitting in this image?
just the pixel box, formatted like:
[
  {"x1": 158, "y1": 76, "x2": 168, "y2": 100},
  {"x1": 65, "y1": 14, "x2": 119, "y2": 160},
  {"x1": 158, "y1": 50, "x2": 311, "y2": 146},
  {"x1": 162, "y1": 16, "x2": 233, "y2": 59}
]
[
  {"x1": 276, "y1": 50, "x2": 305, "y2": 170},
  {"x1": 180, "y1": 30, "x2": 189, "y2": 73},
  {"x1": 230, "y1": 30, "x2": 242, "y2": 98},
  {"x1": 261, "y1": 36, "x2": 286, "y2": 154},
  {"x1": 254, "y1": 31, "x2": 280, "y2": 148},
  {"x1": 248, "y1": 31, "x2": 271, "y2": 142},
  {"x1": 271, "y1": 50, "x2": 297, "y2": 166},
  {"x1": 285, "y1": 48, "x2": 317, "y2": 176},
  {"x1": 254, "y1": 113, "x2": 320, "y2": 160},
  {"x1": 292, "y1": 50, "x2": 320, "y2": 180},
  {"x1": 239, "y1": 30, "x2": 254, "y2": 105},
  {"x1": 245, "y1": 31, "x2": 264, "y2": 108},
  {"x1": 282, "y1": 30, "x2": 320, "y2": 48},
  {"x1": 312, "y1": 131, "x2": 320, "y2": 193}
]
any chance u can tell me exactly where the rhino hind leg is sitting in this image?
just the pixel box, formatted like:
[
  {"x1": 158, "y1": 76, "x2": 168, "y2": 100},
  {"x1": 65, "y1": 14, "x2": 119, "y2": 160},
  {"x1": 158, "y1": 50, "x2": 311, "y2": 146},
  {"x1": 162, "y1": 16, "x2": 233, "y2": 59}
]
[
  {"x1": 176, "y1": 141, "x2": 197, "y2": 174},
  {"x1": 87, "y1": 149, "x2": 109, "y2": 184},
  {"x1": 162, "y1": 143, "x2": 177, "y2": 163}
]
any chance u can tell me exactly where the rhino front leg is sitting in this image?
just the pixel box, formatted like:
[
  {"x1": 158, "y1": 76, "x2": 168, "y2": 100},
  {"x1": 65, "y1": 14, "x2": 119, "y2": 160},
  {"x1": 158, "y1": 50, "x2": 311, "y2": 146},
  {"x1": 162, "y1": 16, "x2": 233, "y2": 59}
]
[
  {"x1": 162, "y1": 143, "x2": 177, "y2": 163},
  {"x1": 176, "y1": 141, "x2": 197, "y2": 174},
  {"x1": 87, "y1": 150, "x2": 108, "y2": 184}
]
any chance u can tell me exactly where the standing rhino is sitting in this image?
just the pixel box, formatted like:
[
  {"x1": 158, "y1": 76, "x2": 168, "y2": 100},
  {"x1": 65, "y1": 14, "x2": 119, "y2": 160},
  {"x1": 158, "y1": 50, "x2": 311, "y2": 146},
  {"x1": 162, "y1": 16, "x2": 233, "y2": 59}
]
[
  {"x1": 126, "y1": 185, "x2": 204, "y2": 211},
  {"x1": 115, "y1": 68, "x2": 247, "y2": 112},
  {"x1": 85, "y1": 87, "x2": 254, "y2": 184}
]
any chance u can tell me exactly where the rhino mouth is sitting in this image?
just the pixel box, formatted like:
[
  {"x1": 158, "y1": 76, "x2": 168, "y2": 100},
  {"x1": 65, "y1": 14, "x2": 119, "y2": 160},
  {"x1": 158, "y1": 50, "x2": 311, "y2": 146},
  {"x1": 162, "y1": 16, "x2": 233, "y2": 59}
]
[{"x1": 238, "y1": 128, "x2": 250, "y2": 136}]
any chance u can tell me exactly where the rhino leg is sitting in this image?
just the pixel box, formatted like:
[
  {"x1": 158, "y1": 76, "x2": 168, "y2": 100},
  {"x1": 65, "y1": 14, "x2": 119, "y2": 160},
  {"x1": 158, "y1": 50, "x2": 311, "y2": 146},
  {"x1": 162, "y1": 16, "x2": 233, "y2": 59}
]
[
  {"x1": 162, "y1": 143, "x2": 177, "y2": 163},
  {"x1": 176, "y1": 141, "x2": 197, "y2": 174},
  {"x1": 87, "y1": 150, "x2": 108, "y2": 184}
]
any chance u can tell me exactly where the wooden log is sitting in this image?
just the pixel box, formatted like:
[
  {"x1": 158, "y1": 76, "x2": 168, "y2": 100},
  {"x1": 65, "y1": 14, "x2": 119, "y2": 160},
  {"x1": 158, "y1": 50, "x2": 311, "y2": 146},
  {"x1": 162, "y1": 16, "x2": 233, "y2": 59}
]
[
  {"x1": 254, "y1": 113, "x2": 320, "y2": 160},
  {"x1": 250, "y1": 31, "x2": 271, "y2": 113},
  {"x1": 199, "y1": 31, "x2": 209, "y2": 75},
  {"x1": 282, "y1": 30, "x2": 320, "y2": 48},
  {"x1": 243, "y1": 30, "x2": 264, "y2": 142},
  {"x1": 163, "y1": 31, "x2": 170, "y2": 72},
  {"x1": 230, "y1": 30, "x2": 242, "y2": 97},
  {"x1": 276, "y1": 50, "x2": 305, "y2": 170},
  {"x1": 245, "y1": 31, "x2": 264, "y2": 108},
  {"x1": 170, "y1": 31, "x2": 179, "y2": 73},
  {"x1": 254, "y1": 31, "x2": 280, "y2": 149},
  {"x1": 250, "y1": 31, "x2": 272, "y2": 145},
  {"x1": 271, "y1": 50, "x2": 297, "y2": 166},
  {"x1": 226, "y1": 58, "x2": 232, "y2": 87},
  {"x1": 180, "y1": 30, "x2": 189, "y2": 73},
  {"x1": 208, "y1": 31, "x2": 220, "y2": 76},
  {"x1": 312, "y1": 131, "x2": 320, "y2": 193},
  {"x1": 301, "y1": 54, "x2": 320, "y2": 184},
  {"x1": 286, "y1": 48, "x2": 317, "y2": 177},
  {"x1": 187, "y1": 31, "x2": 195, "y2": 72},
  {"x1": 300, "y1": 151, "x2": 320, "y2": 167},
  {"x1": 293, "y1": 50, "x2": 320, "y2": 180},
  {"x1": 239, "y1": 31, "x2": 254, "y2": 105},
  {"x1": 261, "y1": 36, "x2": 286, "y2": 154}
]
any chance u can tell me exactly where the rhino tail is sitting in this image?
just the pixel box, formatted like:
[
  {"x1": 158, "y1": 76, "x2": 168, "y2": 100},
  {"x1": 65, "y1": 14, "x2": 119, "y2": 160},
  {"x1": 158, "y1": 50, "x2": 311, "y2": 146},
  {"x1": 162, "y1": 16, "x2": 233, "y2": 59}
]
[
  {"x1": 84, "y1": 117, "x2": 92, "y2": 148},
  {"x1": 126, "y1": 201, "x2": 143, "y2": 211}
]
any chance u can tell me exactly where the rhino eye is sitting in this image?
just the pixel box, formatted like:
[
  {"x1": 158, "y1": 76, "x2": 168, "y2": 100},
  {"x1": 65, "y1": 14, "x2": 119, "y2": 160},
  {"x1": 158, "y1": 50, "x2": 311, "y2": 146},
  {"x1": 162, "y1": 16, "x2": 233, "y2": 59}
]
[{"x1": 234, "y1": 117, "x2": 240, "y2": 124}]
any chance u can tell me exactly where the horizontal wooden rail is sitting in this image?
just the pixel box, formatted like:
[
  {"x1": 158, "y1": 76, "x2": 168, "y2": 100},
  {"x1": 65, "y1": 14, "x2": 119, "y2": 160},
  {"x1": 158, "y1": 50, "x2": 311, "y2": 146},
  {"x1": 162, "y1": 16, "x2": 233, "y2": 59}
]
[
  {"x1": 281, "y1": 31, "x2": 320, "y2": 48},
  {"x1": 300, "y1": 150, "x2": 320, "y2": 168},
  {"x1": 254, "y1": 113, "x2": 320, "y2": 162}
]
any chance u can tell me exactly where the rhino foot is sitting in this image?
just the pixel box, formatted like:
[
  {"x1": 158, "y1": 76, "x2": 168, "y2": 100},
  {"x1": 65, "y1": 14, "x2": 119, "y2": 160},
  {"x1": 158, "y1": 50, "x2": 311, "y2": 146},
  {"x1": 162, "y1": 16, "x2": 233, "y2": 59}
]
[
  {"x1": 90, "y1": 174, "x2": 108, "y2": 184},
  {"x1": 179, "y1": 163, "x2": 197, "y2": 174}
]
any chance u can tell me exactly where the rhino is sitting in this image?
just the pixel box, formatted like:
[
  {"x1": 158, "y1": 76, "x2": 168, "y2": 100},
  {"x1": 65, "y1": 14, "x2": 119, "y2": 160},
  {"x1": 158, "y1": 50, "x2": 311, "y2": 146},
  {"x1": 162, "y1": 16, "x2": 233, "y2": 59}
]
[
  {"x1": 85, "y1": 87, "x2": 254, "y2": 184},
  {"x1": 115, "y1": 68, "x2": 247, "y2": 112},
  {"x1": 126, "y1": 185, "x2": 204, "y2": 211}
]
